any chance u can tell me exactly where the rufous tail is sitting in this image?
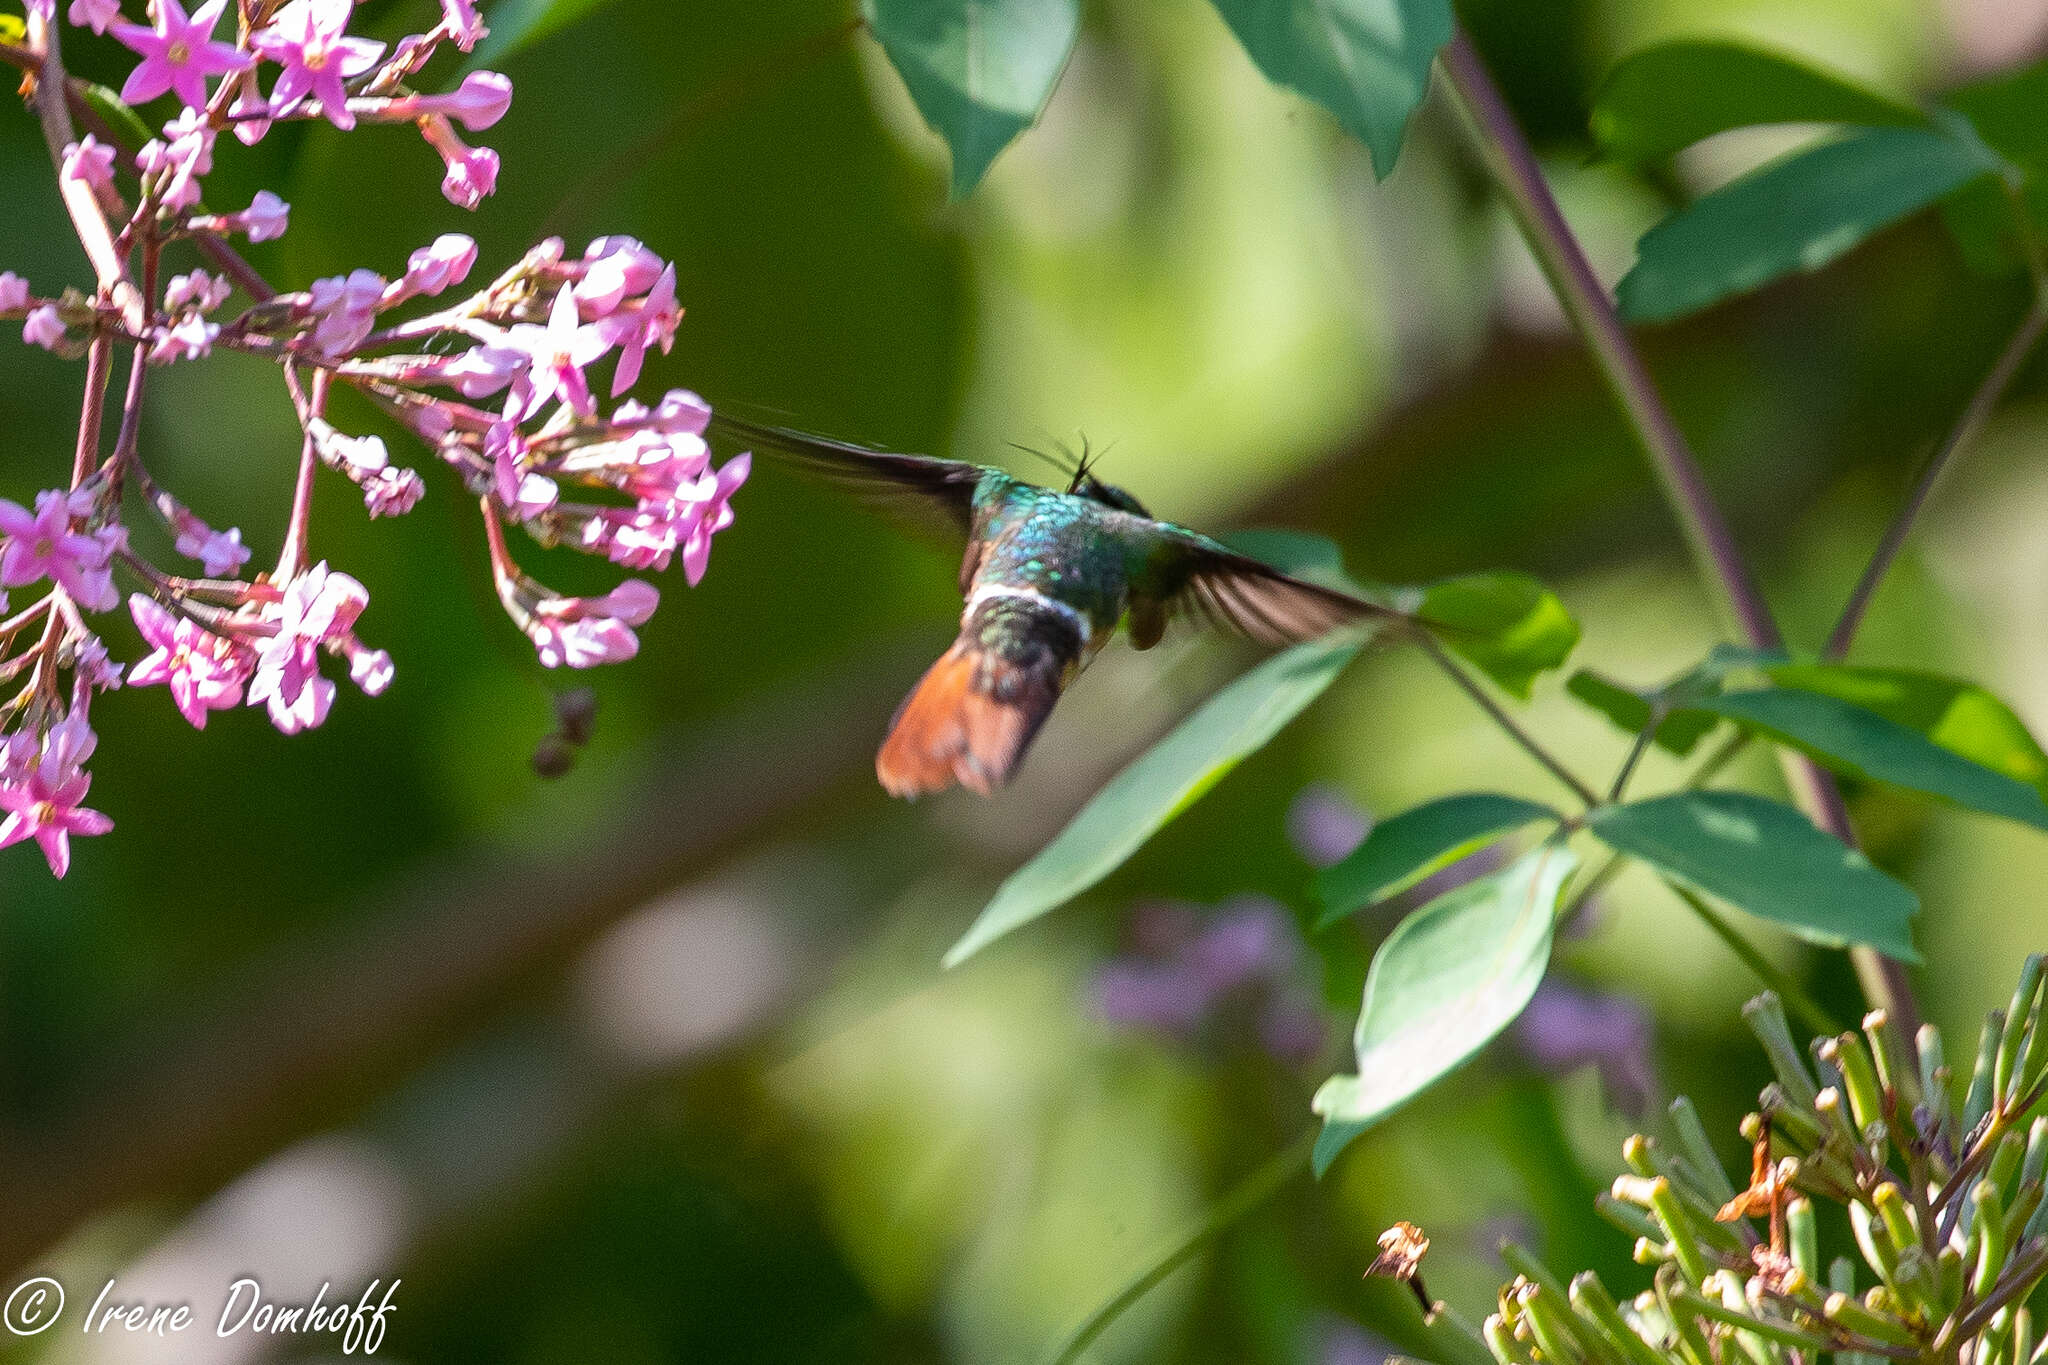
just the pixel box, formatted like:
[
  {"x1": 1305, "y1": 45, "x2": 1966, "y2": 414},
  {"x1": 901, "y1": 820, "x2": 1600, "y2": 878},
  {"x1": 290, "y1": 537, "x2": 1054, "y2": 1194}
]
[{"x1": 876, "y1": 597, "x2": 1084, "y2": 798}]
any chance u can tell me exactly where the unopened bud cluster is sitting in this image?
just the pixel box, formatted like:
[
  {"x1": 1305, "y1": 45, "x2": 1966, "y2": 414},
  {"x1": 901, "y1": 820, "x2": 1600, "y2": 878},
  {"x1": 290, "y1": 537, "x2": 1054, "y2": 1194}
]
[{"x1": 1472, "y1": 959, "x2": 2048, "y2": 1365}]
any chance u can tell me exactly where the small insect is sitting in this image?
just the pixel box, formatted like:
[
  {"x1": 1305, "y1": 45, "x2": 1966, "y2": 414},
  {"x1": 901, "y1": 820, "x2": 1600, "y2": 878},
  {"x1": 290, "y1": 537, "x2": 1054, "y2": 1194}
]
[{"x1": 709, "y1": 415, "x2": 1409, "y2": 799}]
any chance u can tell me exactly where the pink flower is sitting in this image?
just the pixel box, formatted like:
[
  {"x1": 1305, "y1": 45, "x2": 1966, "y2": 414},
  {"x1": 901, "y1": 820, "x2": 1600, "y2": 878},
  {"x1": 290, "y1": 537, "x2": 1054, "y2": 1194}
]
[
  {"x1": 253, "y1": 0, "x2": 386, "y2": 130},
  {"x1": 361, "y1": 466, "x2": 423, "y2": 518},
  {"x1": 606, "y1": 263, "x2": 677, "y2": 395},
  {"x1": 502, "y1": 286, "x2": 607, "y2": 421},
  {"x1": 23, "y1": 305, "x2": 64, "y2": 350},
  {"x1": 394, "y1": 232, "x2": 476, "y2": 299},
  {"x1": 488, "y1": 422, "x2": 558, "y2": 518},
  {"x1": 127, "y1": 593, "x2": 250, "y2": 728},
  {"x1": 148, "y1": 311, "x2": 218, "y2": 362},
  {"x1": 383, "y1": 70, "x2": 511, "y2": 130},
  {"x1": 439, "y1": 0, "x2": 485, "y2": 50},
  {"x1": 420, "y1": 117, "x2": 498, "y2": 209},
  {"x1": 433, "y1": 343, "x2": 525, "y2": 399},
  {"x1": 135, "y1": 110, "x2": 215, "y2": 210},
  {"x1": 576, "y1": 236, "x2": 664, "y2": 315},
  {"x1": 308, "y1": 267, "x2": 384, "y2": 355},
  {"x1": 246, "y1": 562, "x2": 366, "y2": 733},
  {"x1": 0, "y1": 715, "x2": 113, "y2": 878},
  {"x1": 0, "y1": 273, "x2": 29, "y2": 312},
  {"x1": 527, "y1": 579, "x2": 658, "y2": 669},
  {"x1": 60, "y1": 135, "x2": 117, "y2": 195},
  {"x1": 165, "y1": 269, "x2": 231, "y2": 314},
  {"x1": 346, "y1": 643, "x2": 392, "y2": 693},
  {"x1": 110, "y1": 0, "x2": 251, "y2": 109},
  {"x1": 680, "y1": 451, "x2": 748, "y2": 585},
  {"x1": 0, "y1": 489, "x2": 119, "y2": 610},
  {"x1": 174, "y1": 521, "x2": 250, "y2": 577},
  {"x1": 69, "y1": 0, "x2": 121, "y2": 34},
  {"x1": 228, "y1": 83, "x2": 272, "y2": 145},
  {"x1": 235, "y1": 190, "x2": 290, "y2": 242}
]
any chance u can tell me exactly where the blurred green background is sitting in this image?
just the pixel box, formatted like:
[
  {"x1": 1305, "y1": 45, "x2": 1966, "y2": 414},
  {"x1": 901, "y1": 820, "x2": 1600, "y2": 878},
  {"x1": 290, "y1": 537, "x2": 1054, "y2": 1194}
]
[{"x1": 2, "y1": 0, "x2": 2047, "y2": 1361}]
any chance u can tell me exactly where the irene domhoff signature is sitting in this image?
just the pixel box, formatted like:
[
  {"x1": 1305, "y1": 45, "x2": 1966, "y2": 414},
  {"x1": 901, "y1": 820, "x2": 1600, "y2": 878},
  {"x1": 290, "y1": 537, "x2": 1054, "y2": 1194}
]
[{"x1": 4, "y1": 1275, "x2": 399, "y2": 1354}]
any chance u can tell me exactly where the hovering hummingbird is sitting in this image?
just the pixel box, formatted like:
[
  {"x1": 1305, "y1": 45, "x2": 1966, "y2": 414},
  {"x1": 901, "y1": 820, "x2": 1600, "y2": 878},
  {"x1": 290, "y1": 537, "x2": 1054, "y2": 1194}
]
[{"x1": 709, "y1": 415, "x2": 1408, "y2": 799}]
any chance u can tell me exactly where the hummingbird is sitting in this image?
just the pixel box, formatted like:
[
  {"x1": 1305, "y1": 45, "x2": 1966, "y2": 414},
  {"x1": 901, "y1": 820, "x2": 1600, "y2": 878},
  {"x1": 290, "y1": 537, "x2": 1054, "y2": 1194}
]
[{"x1": 709, "y1": 415, "x2": 1406, "y2": 799}]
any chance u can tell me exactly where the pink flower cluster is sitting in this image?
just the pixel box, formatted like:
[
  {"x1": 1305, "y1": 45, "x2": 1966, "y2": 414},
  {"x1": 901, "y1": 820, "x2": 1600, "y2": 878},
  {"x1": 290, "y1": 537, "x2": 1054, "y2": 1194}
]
[{"x1": 0, "y1": 0, "x2": 749, "y2": 878}]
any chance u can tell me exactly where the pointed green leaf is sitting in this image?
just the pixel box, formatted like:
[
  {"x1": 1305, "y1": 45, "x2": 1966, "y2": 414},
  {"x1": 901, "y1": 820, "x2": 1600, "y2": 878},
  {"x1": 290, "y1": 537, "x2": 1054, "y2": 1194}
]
[
  {"x1": 1688, "y1": 688, "x2": 2048, "y2": 830},
  {"x1": 945, "y1": 633, "x2": 1366, "y2": 967},
  {"x1": 1591, "y1": 40, "x2": 1923, "y2": 167},
  {"x1": 1206, "y1": 0, "x2": 1454, "y2": 179},
  {"x1": 863, "y1": 0, "x2": 1082, "y2": 197},
  {"x1": 1942, "y1": 57, "x2": 2048, "y2": 276},
  {"x1": 467, "y1": 0, "x2": 617, "y2": 65},
  {"x1": 1617, "y1": 125, "x2": 2003, "y2": 323},
  {"x1": 1564, "y1": 670, "x2": 1720, "y2": 757},
  {"x1": 1313, "y1": 844, "x2": 1578, "y2": 1172},
  {"x1": 1313, "y1": 792, "x2": 1560, "y2": 926},
  {"x1": 1766, "y1": 664, "x2": 2048, "y2": 796},
  {"x1": 1588, "y1": 791, "x2": 1919, "y2": 960},
  {"x1": 1417, "y1": 573, "x2": 1579, "y2": 698}
]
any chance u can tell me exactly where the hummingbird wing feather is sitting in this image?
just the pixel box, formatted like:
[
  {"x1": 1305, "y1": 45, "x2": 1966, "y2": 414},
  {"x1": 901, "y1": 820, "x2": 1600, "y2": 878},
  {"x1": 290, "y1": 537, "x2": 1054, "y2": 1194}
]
[
  {"x1": 1151, "y1": 532, "x2": 1400, "y2": 646},
  {"x1": 707, "y1": 414, "x2": 984, "y2": 543}
]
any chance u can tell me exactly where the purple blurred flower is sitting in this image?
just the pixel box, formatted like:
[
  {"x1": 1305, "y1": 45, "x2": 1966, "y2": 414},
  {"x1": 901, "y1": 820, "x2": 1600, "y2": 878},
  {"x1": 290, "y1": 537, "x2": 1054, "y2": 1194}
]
[
  {"x1": 1288, "y1": 782, "x2": 1371, "y2": 868},
  {"x1": 1514, "y1": 977, "x2": 1658, "y2": 1116},
  {"x1": 1094, "y1": 896, "x2": 1326, "y2": 1065}
]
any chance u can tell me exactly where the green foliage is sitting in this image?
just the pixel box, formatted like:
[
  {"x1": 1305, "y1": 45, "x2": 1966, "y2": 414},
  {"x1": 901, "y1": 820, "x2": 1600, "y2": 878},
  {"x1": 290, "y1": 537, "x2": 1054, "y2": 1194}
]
[
  {"x1": 1415, "y1": 573, "x2": 1581, "y2": 698},
  {"x1": 1312, "y1": 843, "x2": 1579, "y2": 1172},
  {"x1": 1768, "y1": 663, "x2": 2048, "y2": 792},
  {"x1": 1590, "y1": 39, "x2": 1922, "y2": 167},
  {"x1": 1943, "y1": 57, "x2": 2048, "y2": 274},
  {"x1": 1587, "y1": 791, "x2": 1919, "y2": 959},
  {"x1": 1691, "y1": 687, "x2": 2048, "y2": 829},
  {"x1": 943, "y1": 632, "x2": 1365, "y2": 967},
  {"x1": 468, "y1": 0, "x2": 622, "y2": 64},
  {"x1": 861, "y1": 0, "x2": 1083, "y2": 197},
  {"x1": 1205, "y1": 0, "x2": 1454, "y2": 178},
  {"x1": 1616, "y1": 125, "x2": 2002, "y2": 322},
  {"x1": 1313, "y1": 792, "x2": 1559, "y2": 926},
  {"x1": 1565, "y1": 669, "x2": 1720, "y2": 757}
]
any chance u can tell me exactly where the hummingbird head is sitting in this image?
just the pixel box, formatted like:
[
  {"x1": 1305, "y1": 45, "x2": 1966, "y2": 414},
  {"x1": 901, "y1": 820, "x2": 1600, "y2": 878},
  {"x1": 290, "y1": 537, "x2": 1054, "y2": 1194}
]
[{"x1": 1063, "y1": 436, "x2": 1151, "y2": 518}]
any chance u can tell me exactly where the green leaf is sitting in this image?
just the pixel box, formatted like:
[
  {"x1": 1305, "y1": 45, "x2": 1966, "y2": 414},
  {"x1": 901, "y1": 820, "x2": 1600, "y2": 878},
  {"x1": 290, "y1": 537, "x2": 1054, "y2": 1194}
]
[
  {"x1": 1766, "y1": 664, "x2": 2048, "y2": 794},
  {"x1": 1313, "y1": 792, "x2": 1559, "y2": 926},
  {"x1": 1616, "y1": 125, "x2": 2002, "y2": 323},
  {"x1": 1588, "y1": 791, "x2": 1919, "y2": 960},
  {"x1": 944, "y1": 633, "x2": 1365, "y2": 967},
  {"x1": 1417, "y1": 573, "x2": 1580, "y2": 699},
  {"x1": 1943, "y1": 58, "x2": 2048, "y2": 276},
  {"x1": 1590, "y1": 40, "x2": 1923, "y2": 167},
  {"x1": 863, "y1": 0, "x2": 1082, "y2": 197},
  {"x1": 78, "y1": 83, "x2": 156, "y2": 155},
  {"x1": 1312, "y1": 843, "x2": 1579, "y2": 1172},
  {"x1": 1686, "y1": 688, "x2": 2048, "y2": 830},
  {"x1": 1206, "y1": 0, "x2": 1454, "y2": 179},
  {"x1": 467, "y1": 0, "x2": 617, "y2": 66},
  {"x1": 1564, "y1": 669, "x2": 1720, "y2": 757}
]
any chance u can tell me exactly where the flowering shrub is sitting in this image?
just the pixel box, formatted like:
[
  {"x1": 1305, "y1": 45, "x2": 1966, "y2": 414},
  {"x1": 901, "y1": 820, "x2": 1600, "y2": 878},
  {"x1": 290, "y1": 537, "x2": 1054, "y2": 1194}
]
[{"x1": 0, "y1": 0, "x2": 748, "y2": 876}]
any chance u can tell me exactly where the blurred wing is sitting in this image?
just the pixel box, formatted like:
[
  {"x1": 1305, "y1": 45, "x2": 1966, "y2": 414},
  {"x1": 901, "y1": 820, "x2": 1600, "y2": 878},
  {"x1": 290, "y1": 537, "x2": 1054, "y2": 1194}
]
[
  {"x1": 1156, "y1": 533, "x2": 1398, "y2": 646},
  {"x1": 708, "y1": 413, "x2": 984, "y2": 544}
]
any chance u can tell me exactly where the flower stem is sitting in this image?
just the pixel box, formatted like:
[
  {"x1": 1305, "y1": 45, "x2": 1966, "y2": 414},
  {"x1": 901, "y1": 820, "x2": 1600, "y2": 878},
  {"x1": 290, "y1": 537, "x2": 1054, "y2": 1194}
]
[
  {"x1": 1436, "y1": 28, "x2": 1920, "y2": 1036},
  {"x1": 1044, "y1": 1129, "x2": 1314, "y2": 1365},
  {"x1": 24, "y1": 8, "x2": 143, "y2": 328},
  {"x1": 1412, "y1": 629, "x2": 1600, "y2": 807},
  {"x1": 275, "y1": 367, "x2": 329, "y2": 581},
  {"x1": 1824, "y1": 296, "x2": 2048, "y2": 660}
]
